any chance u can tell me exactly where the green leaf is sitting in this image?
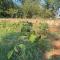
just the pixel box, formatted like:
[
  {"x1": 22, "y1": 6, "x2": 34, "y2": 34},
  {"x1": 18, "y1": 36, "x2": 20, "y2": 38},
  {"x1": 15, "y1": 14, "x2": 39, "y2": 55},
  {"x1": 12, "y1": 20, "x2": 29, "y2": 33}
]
[
  {"x1": 29, "y1": 33, "x2": 36, "y2": 43},
  {"x1": 14, "y1": 47, "x2": 18, "y2": 52},
  {"x1": 18, "y1": 44, "x2": 26, "y2": 49},
  {"x1": 7, "y1": 50, "x2": 14, "y2": 59}
]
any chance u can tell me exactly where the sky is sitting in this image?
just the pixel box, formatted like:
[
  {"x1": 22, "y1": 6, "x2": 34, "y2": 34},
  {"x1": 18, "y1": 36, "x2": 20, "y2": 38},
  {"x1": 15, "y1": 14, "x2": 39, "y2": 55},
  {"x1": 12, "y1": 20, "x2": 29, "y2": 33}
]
[
  {"x1": 12, "y1": 0, "x2": 45, "y2": 6},
  {"x1": 41, "y1": 0, "x2": 45, "y2": 4},
  {"x1": 12, "y1": 0, "x2": 22, "y2": 6}
]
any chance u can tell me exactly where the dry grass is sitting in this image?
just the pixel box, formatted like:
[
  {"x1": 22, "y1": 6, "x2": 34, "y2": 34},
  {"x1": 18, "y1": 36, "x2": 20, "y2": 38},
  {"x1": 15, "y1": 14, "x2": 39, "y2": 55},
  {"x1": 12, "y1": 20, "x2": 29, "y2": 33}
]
[{"x1": 0, "y1": 18, "x2": 60, "y2": 32}]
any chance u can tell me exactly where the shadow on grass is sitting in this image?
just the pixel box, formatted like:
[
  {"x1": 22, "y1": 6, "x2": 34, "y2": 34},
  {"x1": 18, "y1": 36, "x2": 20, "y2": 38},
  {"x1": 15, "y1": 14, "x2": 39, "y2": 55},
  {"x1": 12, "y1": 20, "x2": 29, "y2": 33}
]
[
  {"x1": 47, "y1": 32, "x2": 60, "y2": 41},
  {"x1": 49, "y1": 55, "x2": 60, "y2": 60}
]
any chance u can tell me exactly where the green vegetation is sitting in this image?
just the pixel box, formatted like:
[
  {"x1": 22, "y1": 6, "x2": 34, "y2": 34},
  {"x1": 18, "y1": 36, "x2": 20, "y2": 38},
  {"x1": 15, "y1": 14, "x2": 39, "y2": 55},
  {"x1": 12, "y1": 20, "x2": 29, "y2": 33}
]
[
  {"x1": 0, "y1": 0, "x2": 60, "y2": 60},
  {"x1": 0, "y1": 21, "x2": 52, "y2": 60},
  {"x1": 0, "y1": 0, "x2": 60, "y2": 18}
]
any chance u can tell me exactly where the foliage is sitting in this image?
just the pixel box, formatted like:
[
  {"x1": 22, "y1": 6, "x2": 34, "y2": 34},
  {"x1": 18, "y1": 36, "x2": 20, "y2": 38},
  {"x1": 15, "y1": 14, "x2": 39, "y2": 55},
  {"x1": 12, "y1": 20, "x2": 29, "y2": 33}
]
[
  {"x1": 39, "y1": 22, "x2": 48, "y2": 35},
  {"x1": 0, "y1": 0, "x2": 60, "y2": 18},
  {"x1": 0, "y1": 21, "x2": 52, "y2": 60}
]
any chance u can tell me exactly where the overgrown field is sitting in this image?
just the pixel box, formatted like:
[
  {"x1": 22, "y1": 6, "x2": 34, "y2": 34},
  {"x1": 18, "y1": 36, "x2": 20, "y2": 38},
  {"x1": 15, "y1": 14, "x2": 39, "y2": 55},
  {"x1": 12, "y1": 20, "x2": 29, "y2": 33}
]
[{"x1": 0, "y1": 19, "x2": 60, "y2": 60}]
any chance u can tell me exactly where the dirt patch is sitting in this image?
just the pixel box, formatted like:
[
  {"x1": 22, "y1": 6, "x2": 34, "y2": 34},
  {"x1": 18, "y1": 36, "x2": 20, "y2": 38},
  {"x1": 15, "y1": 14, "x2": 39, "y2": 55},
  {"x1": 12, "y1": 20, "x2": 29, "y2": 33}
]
[{"x1": 45, "y1": 40, "x2": 60, "y2": 59}]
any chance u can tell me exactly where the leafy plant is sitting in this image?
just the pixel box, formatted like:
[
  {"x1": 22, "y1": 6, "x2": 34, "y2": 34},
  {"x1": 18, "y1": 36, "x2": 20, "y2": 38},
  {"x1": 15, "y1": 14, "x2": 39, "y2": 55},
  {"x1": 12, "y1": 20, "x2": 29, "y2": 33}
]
[
  {"x1": 0, "y1": 21, "x2": 52, "y2": 60},
  {"x1": 39, "y1": 23, "x2": 48, "y2": 36}
]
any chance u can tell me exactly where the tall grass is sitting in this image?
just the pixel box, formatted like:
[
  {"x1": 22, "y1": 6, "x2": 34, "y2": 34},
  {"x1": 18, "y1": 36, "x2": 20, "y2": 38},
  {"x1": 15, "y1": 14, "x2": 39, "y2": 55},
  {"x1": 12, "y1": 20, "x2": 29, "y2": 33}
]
[{"x1": 0, "y1": 21, "x2": 52, "y2": 60}]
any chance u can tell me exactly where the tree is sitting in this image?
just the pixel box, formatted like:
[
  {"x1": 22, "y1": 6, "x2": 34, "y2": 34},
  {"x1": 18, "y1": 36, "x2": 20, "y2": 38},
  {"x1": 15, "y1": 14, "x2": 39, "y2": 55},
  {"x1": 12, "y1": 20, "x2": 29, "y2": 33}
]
[
  {"x1": 0, "y1": 0, "x2": 60, "y2": 18},
  {"x1": 0, "y1": 0, "x2": 18, "y2": 18},
  {"x1": 21, "y1": 0, "x2": 41, "y2": 18}
]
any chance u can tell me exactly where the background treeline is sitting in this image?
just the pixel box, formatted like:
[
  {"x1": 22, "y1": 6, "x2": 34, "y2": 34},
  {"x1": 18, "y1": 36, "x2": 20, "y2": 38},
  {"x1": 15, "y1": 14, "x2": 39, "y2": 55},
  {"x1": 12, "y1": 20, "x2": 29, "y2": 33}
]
[{"x1": 0, "y1": 0, "x2": 60, "y2": 18}]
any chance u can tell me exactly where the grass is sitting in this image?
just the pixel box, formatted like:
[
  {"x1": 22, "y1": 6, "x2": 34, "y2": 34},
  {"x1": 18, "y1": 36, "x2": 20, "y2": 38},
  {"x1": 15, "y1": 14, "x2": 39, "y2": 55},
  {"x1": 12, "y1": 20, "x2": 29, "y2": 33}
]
[
  {"x1": 0, "y1": 21, "x2": 23, "y2": 60},
  {"x1": 0, "y1": 19, "x2": 60, "y2": 60}
]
